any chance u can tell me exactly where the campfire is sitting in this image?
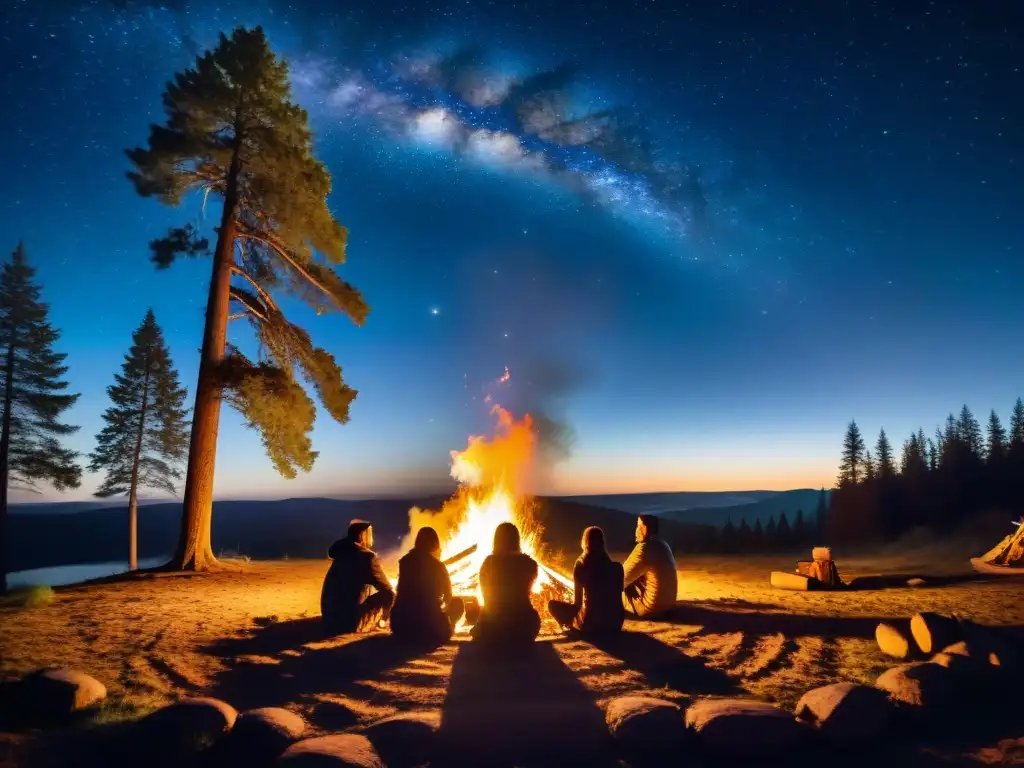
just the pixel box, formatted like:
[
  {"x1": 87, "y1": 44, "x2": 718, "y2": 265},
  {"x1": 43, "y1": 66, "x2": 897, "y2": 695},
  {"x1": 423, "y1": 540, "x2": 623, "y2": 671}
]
[{"x1": 401, "y1": 373, "x2": 573, "y2": 632}]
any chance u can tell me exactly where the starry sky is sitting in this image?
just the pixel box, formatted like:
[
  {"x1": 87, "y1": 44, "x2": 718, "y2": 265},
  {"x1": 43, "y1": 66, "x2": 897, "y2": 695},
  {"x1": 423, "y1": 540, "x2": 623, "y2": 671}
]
[{"x1": 1, "y1": 0, "x2": 1022, "y2": 502}]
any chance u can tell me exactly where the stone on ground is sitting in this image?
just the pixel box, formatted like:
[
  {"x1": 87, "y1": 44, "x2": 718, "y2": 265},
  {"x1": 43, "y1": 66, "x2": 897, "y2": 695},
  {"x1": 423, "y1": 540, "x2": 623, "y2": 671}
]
[
  {"x1": 906, "y1": 578, "x2": 927, "y2": 587},
  {"x1": 19, "y1": 668, "x2": 107, "y2": 720},
  {"x1": 910, "y1": 612, "x2": 962, "y2": 655},
  {"x1": 794, "y1": 682, "x2": 893, "y2": 742},
  {"x1": 875, "y1": 662, "x2": 955, "y2": 710},
  {"x1": 362, "y1": 710, "x2": 440, "y2": 767},
  {"x1": 605, "y1": 695, "x2": 686, "y2": 759},
  {"x1": 684, "y1": 698, "x2": 805, "y2": 758},
  {"x1": 142, "y1": 697, "x2": 237, "y2": 753},
  {"x1": 226, "y1": 707, "x2": 307, "y2": 759},
  {"x1": 278, "y1": 734, "x2": 385, "y2": 767},
  {"x1": 875, "y1": 621, "x2": 916, "y2": 660}
]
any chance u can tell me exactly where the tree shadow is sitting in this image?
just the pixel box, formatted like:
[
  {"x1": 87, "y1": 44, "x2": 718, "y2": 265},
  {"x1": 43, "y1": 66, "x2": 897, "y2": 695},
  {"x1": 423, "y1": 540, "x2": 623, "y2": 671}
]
[
  {"x1": 437, "y1": 641, "x2": 615, "y2": 768},
  {"x1": 589, "y1": 630, "x2": 738, "y2": 696},
  {"x1": 200, "y1": 620, "x2": 426, "y2": 726}
]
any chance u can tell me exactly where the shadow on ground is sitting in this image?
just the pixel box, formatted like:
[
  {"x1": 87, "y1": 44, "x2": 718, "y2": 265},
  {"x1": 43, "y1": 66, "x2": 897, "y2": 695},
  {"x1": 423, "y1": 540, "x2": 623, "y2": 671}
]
[
  {"x1": 436, "y1": 640, "x2": 615, "y2": 768},
  {"x1": 201, "y1": 619, "x2": 428, "y2": 728},
  {"x1": 590, "y1": 630, "x2": 738, "y2": 695}
]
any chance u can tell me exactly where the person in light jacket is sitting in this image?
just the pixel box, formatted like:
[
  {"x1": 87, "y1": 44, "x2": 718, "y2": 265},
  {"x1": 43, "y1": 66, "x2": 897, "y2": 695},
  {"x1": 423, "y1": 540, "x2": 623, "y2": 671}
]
[
  {"x1": 621, "y1": 515, "x2": 678, "y2": 618},
  {"x1": 321, "y1": 519, "x2": 395, "y2": 634}
]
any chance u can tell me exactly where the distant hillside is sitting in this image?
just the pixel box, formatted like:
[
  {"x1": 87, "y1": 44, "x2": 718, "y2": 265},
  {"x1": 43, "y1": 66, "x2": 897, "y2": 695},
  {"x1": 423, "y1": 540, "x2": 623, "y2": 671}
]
[
  {"x1": 662, "y1": 488, "x2": 830, "y2": 526},
  {"x1": 5, "y1": 494, "x2": 714, "y2": 575},
  {"x1": 555, "y1": 490, "x2": 777, "y2": 516}
]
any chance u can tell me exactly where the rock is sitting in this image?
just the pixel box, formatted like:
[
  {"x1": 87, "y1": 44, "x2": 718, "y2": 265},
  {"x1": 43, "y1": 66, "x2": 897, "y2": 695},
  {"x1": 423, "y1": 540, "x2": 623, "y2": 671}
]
[
  {"x1": 794, "y1": 682, "x2": 893, "y2": 742},
  {"x1": 875, "y1": 662, "x2": 955, "y2": 710},
  {"x1": 685, "y1": 698, "x2": 805, "y2": 758},
  {"x1": 226, "y1": 707, "x2": 306, "y2": 759},
  {"x1": 142, "y1": 697, "x2": 237, "y2": 754},
  {"x1": 876, "y1": 621, "x2": 916, "y2": 660},
  {"x1": 910, "y1": 612, "x2": 961, "y2": 655},
  {"x1": 906, "y1": 578, "x2": 927, "y2": 587},
  {"x1": 20, "y1": 668, "x2": 107, "y2": 721},
  {"x1": 278, "y1": 734, "x2": 385, "y2": 767},
  {"x1": 959, "y1": 621, "x2": 1024, "y2": 677},
  {"x1": 605, "y1": 695, "x2": 686, "y2": 759},
  {"x1": 362, "y1": 710, "x2": 440, "y2": 767}
]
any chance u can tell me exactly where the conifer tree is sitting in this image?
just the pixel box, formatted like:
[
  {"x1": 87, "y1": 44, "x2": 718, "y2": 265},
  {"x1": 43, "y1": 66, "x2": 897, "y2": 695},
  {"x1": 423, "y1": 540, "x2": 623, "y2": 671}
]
[
  {"x1": 0, "y1": 244, "x2": 82, "y2": 592},
  {"x1": 874, "y1": 429, "x2": 895, "y2": 478},
  {"x1": 793, "y1": 508, "x2": 807, "y2": 544},
  {"x1": 738, "y1": 518, "x2": 752, "y2": 552},
  {"x1": 1008, "y1": 398, "x2": 1024, "y2": 456},
  {"x1": 985, "y1": 410, "x2": 1006, "y2": 464},
  {"x1": 88, "y1": 310, "x2": 190, "y2": 570},
  {"x1": 838, "y1": 420, "x2": 866, "y2": 486},
  {"x1": 765, "y1": 515, "x2": 777, "y2": 540},
  {"x1": 753, "y1": 518, "x2": 764, "y2": 549},
  {"x1": 125, "y1": 27, "x2": 368, "y2": 570},
  {"x1": 957, "y1": 405, "x2": 984, "y2": 461},
  {"x1": 863, "y1": 449, "x2": 876, "y2": 481},
  {"x1": 776, "y1": 512, "x2": 792, "y2": 546}
]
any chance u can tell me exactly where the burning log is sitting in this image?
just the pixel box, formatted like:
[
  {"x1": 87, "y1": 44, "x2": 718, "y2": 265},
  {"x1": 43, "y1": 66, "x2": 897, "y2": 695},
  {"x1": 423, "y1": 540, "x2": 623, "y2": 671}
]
[{"x1": 443, "y1": 543, "x2": 478, "y2": 567}]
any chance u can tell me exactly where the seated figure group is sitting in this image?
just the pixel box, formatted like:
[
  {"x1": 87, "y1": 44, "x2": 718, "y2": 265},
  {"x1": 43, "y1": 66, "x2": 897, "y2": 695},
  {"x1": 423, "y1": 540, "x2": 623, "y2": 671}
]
[{"x1": 320, "y1": 513, "x2": 677, "y2": 646}]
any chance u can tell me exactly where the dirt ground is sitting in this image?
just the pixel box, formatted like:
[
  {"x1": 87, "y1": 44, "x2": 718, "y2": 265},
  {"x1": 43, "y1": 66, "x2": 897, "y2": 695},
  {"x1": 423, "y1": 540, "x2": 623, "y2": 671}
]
[{"x1": 1, "y1": 551, "x2": 1023, "y2": 765}]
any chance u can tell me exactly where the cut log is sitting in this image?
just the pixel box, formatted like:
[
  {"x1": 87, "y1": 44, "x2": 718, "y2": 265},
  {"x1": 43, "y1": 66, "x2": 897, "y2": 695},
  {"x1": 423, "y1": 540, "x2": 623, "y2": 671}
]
[
  {"x1": 910, "y1": 612, "x2": 961, "y2": 655},
  {"x1": 443, "y1": 544, "x2": 478, "y2": 568},
  {"x1": 876, "y1": 621, "x2": 915, "y2": 660},
  {"x1": 771, "y1": 571, "x2": 815, "y2": 591}
]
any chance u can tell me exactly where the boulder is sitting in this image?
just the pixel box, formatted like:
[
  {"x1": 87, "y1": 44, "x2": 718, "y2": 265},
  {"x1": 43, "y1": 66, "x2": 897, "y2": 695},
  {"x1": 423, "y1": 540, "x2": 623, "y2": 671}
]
[
  {"x1": 794, "y1": 682, "x2": 893, "y2": 742},
  {"x1": 19, "y1": 668, "x2": 107, "y2": 721},
  {"x1": 906, "y1": 578, "x2": 927, "y2": 587},
  {"x1": 875, "y1": 663, "x2": 955, "y2": 710},
  {"x1": 910, "y1": 612, "x2": 962, "y2": 655},
  {"x1": 362, "y1": 710, "x2": 440, "y2": 767},
  {"x1": 685, "y1": 698, "x2": 805, "y2": 758},
  {"x1": 876, "y1": 621, "x2": 916, "y2": 660},
  {"x1": 605, "y1": 695, "x2": 686, "y2": 759},
  {"x1": 278, "y1": 734, "x2": 385, "y2": 767},
  {"x1": 226, "y1": 707, "x2": 307, "y2": 759},
  {"x1": 142, "y1": 697, "x2": 237, "y2": 753}
]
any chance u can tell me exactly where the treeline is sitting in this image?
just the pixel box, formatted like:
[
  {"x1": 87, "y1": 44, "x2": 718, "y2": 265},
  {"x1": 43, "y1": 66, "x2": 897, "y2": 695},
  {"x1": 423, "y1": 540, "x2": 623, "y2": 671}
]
[
  {"x1": 0, "y1": 28, "x2": 368, "y2": 592},
  {"x1": 825, "y1": 403, "x2": 1024, "y2": 543},
  {"x1": 672, "y1": 494, "x2": 828, "y2": 555}
]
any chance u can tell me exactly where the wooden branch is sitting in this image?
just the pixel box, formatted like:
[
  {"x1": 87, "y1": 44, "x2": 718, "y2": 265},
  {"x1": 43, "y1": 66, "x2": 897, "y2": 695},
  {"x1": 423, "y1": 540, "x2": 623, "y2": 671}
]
[
  {"x1": 227, "y1": 312, "x2": 248, "y2": 322},
  {"x1": 230, "y1": 266, "x2": 280, "y2": 316},
  {"x1": 234, "y1": 231, "x2": 336, "y2": 303}
]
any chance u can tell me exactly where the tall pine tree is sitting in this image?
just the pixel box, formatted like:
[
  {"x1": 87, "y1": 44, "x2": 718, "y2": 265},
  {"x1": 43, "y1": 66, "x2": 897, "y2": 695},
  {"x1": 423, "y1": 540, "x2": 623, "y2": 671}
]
[
  {"x1": 1008, "y1": 398, "x2": 1024, "y2": 457},
  {"x1": 957, "y1": 405, "x2": 984, "y2": 462},
  {"x1": 126, "y1": 27, "x2": 368, "y2": 570},
  {"x1": 0, "y1": 244, "x2": 82, "y2": 592},
  {"x1": 838, "y1": 420, "x2": 866, "y2": 486},
  {"x1": 874, "y1": 429, "x2": 895, "y2": 478},
  {"x1": 89, "y1": 311, "x2": 190, "y2": 570},
  {"x1": 986, "y1": 410, "x2": 1006, "y2": 464}
]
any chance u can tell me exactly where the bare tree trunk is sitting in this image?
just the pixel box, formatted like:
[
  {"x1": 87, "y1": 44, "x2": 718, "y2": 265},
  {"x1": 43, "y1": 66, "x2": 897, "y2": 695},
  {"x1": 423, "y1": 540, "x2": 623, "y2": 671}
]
[
  {"x1": 127, "y1": 367, "x2": 150, "y2": 571},
  {"x1": 170, "y1": 157, "x2": 240, "y2": 572},
  {"x1": 0, "y1": 342, "x2": 14, "y2": 594}
]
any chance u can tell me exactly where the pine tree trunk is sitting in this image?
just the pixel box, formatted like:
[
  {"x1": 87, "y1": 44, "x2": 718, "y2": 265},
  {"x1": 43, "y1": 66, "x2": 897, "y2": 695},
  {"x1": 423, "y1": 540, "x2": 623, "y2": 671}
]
[
  {"x1": 169, "y1": 155, "x2": 241, "y2": 572},
  {"x1": 127, "y1": 368, "x2": 150, "y2": 572},
  {"x1": 0, "y1": 341, "x2": 15, "y2": 594}
]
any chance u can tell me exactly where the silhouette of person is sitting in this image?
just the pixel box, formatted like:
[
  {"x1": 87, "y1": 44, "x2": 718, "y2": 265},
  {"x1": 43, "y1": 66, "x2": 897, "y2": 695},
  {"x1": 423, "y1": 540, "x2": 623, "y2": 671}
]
[
  {"x1": 621, "y1": 514, "x2": 678, "y2": 618},
  {"x1": 471, "y1": 522, "x2": 541, "y2": 644},
  {"x1": 548, "y1": 526, "x2": 625, "y2": 636},
  {"x1": 390, "y1": 526, "x2": 465, "y2": 647},
  {"x1": 320, "y1": 519, "x2": 395, "y2": 634}
]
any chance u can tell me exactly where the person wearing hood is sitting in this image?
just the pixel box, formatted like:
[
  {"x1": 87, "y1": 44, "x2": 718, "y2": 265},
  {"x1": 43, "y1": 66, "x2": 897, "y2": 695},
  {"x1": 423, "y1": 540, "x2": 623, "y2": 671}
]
[
  {"x1": 320, "y1": 519, "x2": 395, "y2": 634},
  {"x1": 390, "y1": 526, "x2": 465, "y2": 647}
]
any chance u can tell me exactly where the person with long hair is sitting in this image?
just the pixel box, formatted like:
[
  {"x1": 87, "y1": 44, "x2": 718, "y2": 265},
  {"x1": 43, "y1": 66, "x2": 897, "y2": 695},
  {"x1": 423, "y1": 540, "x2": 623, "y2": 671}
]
[
  {"x1": 548, "y1": 526, "x2": 625, "y2": 636},
  {"x1": 471, "y1": 522, "x2": 541, "y2": 644},
  {"x1": 390, "y1": 526, "x2": 465, "y2": 647}
]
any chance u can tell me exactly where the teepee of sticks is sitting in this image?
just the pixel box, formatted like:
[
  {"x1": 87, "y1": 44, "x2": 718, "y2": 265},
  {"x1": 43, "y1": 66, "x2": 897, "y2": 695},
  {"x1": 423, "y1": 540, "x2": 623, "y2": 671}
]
[{"x1": 973, "y1": 520, "x2": 1024, "y2": 570}]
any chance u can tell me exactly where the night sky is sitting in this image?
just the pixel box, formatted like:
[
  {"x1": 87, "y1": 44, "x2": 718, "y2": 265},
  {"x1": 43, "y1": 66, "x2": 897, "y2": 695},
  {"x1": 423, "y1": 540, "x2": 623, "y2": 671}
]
[{"x1": 1, "y1": 1, "x2": 1022, "y2": 502}]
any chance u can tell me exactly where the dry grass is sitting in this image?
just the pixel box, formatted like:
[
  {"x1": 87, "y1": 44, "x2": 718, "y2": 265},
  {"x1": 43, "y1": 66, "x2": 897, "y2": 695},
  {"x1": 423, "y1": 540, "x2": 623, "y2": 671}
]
[{"x1": 1, "y1": 550, "x2": 1022, "y2": 764}]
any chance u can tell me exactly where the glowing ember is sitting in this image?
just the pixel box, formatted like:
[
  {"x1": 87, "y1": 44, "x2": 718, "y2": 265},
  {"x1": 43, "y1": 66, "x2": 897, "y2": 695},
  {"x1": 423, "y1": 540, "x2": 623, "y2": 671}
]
[{"x1": 401, "y1": 371, "x2": 572, "y2": 631}]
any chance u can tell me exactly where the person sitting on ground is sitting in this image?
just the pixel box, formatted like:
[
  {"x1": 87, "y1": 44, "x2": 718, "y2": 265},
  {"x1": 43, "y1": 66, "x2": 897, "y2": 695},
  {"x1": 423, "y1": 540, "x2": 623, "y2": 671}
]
[
  {"x1": 621, "y1": 514, "x2": 678, "y2": 618},
  {"x1": 549, "y1": 525, "x2": 625, "y2": 637},
  {"x1": 390, "y1": 526, "x2": 465, "y2": 647},
  {"x1": 471, "y1": 522, "x2": 541, "y2": 645},
  {"x1": 320, "y1": 519, "x2": 395, "y2": 635}
]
